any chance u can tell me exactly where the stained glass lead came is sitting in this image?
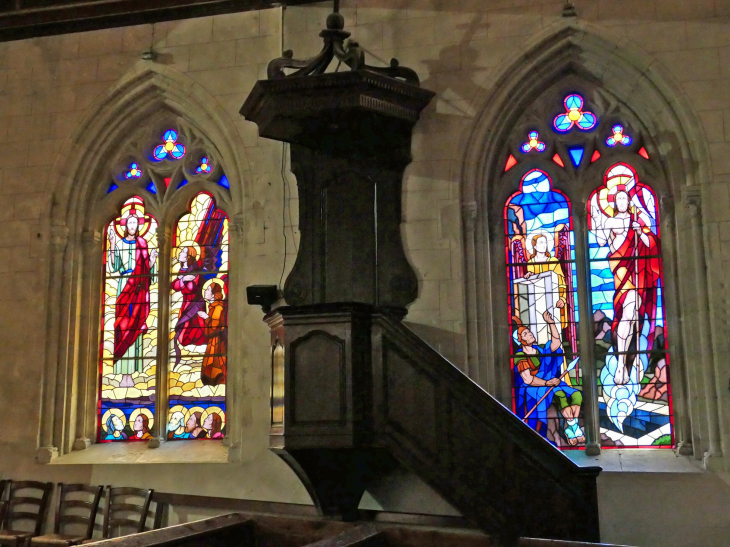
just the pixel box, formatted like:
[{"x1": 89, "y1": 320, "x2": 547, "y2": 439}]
[
  {"x1": 553, "y1": 94, "x2": 597, "y2": 133},
  {"x1": 153, "y1": 129, "x2": 186, "y2": 161},
  {"x1": 98, "y1": 196, "x2": 159, "y2": 442},
  {"x1": 504, "y1": 169, "x2": 584, "y2": 450},
  {"x1": 587, "y1": 163, "x2": 673, "y2": 448},
  {"x1": 168, "y1": 192, "x2": 229, "y2": 440}
]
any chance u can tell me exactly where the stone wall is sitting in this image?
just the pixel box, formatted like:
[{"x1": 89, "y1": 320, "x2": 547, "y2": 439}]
[{"x1": 0, "y1": 1, "x2": 729, "y2": 546}]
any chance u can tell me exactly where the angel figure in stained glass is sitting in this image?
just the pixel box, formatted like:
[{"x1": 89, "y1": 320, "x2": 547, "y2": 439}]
[
  {"x1": 589, "y1": 164, "x2": 661, "y2": 386},
  {"x1": 523, "y1": 233, "x2": 567, "y2": 329},
  {"x1": 107, "y1": 206, "x2": 158, "y2": 386}
]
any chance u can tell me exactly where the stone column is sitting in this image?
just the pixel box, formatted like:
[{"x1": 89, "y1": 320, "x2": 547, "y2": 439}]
[
  {"x1": 37, "y1": 225, "x2": 69, "y2": 463},
  {"x1": 575, "y1": 204, "x2": 601, "y2": 456},
  {"x1": 687, "y1": 194, "x2": 722, "y2": 461},
  {"x1": 225, "y1": 214, "x2": 245, "y2": 455},
  {"x1": 462, "y1": 201, "x2": 480, "y2": 385},
  {"x1": 150, "y1": 225, "x2": 170, "y2": 449},
  {"x1": 73, "y1": 229, "x2": 102, "y2": 451},
  {"x1": 660, "y1": 197, "x2": 693, "y2": 455}
]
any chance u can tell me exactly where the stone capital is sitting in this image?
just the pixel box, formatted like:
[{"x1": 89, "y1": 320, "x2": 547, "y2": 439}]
[
  {"x1": 684, "y1": 189, "x2": 701, "y2": 219},
  {"x1": 81, "y1": 229, "x2": 101, "y2": 246},
  {"x1": 229, "y1": 213, "x2": 245, "y2": 239}
]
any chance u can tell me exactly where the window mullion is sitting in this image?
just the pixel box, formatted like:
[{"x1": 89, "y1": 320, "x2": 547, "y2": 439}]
[
  {"x1": 574, "y1": 203, "x2": 601, "y2": 456},
  {"x1": 152, "y1": 225, "x2": 172, "y2": 447}
]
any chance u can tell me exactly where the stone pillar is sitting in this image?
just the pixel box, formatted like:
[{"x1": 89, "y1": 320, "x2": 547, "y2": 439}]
[
  {"x1": 660, "y1": 197, "x2": 693, "y2": 456},
  {"x1": 73, "y1": 229, "x2": 102, "y2": 451},
  {"x1": 150, "y1": 225, "x2": 171, "y2": 448},
  {"x1": 686, "y1": 194, "x2": 722, "y2": 461},
  {"x1": 574, "y1": 205, "x2": 601, "y2": 456},
  {"x1": 38, "y1": 224, "x2": 69, "y2": 463},
  {"x1": 224, "y1": 214, "x2": 245, "y2": 455},
  {"x1": 463, "y1": 201, "x2": 480, "y2": 385}
]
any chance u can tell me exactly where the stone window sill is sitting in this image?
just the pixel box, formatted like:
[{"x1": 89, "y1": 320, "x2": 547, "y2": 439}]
[
  {"x1": 566, "y1": 448, "x2": 706, "y2": 473},
  {"x1": 48, "y1": 440, "x2": 231, "y2": 465}
]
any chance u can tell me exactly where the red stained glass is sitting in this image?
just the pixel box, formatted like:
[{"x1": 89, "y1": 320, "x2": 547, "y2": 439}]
[
  {"x1": 552, "y1": 153, "x2": 565, "y2": 168},
  {"x1": 591, "y1": 150, "x2": 601, "y2": 162},
  {"x1": 505, "y1": 154, "x2": 518, "y2": 172},
  {"x1": 98, "y1": 196, "x2": 159, "y2": 442},
  {"x1": 587, "y1": 163, "x2": 673, "y2": 448},
  {"x1": 168, "y1": 192, "x2": 229, "y2": 440},
  {"x1": 638, "y1": 147, "x2": 650, "y2": 159}
]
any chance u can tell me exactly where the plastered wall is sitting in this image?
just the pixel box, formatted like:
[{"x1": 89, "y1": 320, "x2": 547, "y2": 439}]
[{"x1": 1, "y1": 1, "x2": 730, "y2": 546}]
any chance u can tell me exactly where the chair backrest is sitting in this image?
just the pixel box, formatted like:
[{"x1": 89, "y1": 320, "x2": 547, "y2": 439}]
[
  {"x1": 53, "y1": 484, "x2": 103, "y2": 540},
  {"x1": 0, "y1": 480, "x2": 9, "y2": 526},
  {"x1": 3, "y1": 481, "x2": 53, "y2": 536},
  {"x1": 103, "y1": 487, "x2": 153, "y2": 539}
]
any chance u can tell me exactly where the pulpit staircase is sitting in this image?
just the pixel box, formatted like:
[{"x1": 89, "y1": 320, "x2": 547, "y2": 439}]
[{"x1": 262, "y1": 304, "x2": 601, "y2": 547}]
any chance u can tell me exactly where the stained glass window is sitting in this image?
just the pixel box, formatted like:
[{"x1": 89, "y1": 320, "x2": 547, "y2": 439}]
[
  {"x1": 168, "y1": 192, "x2": 229, "y2": 440},
  {"x1": 553, "y1": 94, "x2": 597, "y2": 132},
  {"x1": 153, "y1": 130, "x2": 186, "y2": 160},
  {"x1": 588, "y1": 163, "x2": 673, "y2": 448},
  {"x1": 99, "y1": 196, "x2": 159, "y2": 442},
  {"x1": 505, "y1": 169, "x2": 584, "y2": 449}
]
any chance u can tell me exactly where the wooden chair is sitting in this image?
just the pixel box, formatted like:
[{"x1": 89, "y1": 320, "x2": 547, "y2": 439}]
[
  {"x1": 0, "y1": 481, "x2": 53, "y2": 547},
  {"x1": 94, "y1": 487, "x2": 153, "y2": 541},
  {"x1": 0, "y1": 481, "x2": 10, "y2": 529},
  {"x1": 30, "y1": 484, "x2": 103, "y2": 547}
]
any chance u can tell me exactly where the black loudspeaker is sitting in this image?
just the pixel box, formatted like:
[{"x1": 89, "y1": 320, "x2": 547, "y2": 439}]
[{"x1": 246, "y1": 285, "x2": 279, "y2": 313}]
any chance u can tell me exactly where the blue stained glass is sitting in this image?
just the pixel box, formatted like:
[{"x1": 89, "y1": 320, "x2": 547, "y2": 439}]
[
  {"x1": 108, "y1": 183, "x2": 118, "y2": 193},
  {"x1": 554, "y1": 114, "x2": 572, "y2": 132},
  {"x1": 505, "y1": 169, "x2": 582, "y2": 449},
  {"x1": 577, "y1": 112, "x2": 597, "y2": 130},
  {"x1": 125, "y1": 162, "x2": 142, "y2": 179},
  {"x1": 553, "y1": 93, "x2": 597, "y2": 133},
  {"x1": 606, "y1": 125, "x2": 632, "y2": 147},
  {"x1": 171, "y1": 144, "x2": 186, "y2": 159},
  {"x1": 588, "y1": 163, "x2": 673, "y2": 448},
  {"x1": 146, "y1": 181, "x2": 157, "y2": 194},
  {"x1": 177, "y1": 179, "x2": 189, "y2": 189},
  {"x1": 218, "y1": 174, "x2": 230, "y2": 189},
  {"x1": 565, "y1": 94, "x2": 583, "y2": 110},
  {"x1": 196, "y1": 157, "x2": 212, "y2": 174},
  {"x1": 568, "y1": 147, "x2": 584, "y2": 167},
  {"x1": 521, "y1": 131, "x2": 546, "y2": 153},
  {"x1": 154, "y1": 130, "x2": 186, "y2": 161}
]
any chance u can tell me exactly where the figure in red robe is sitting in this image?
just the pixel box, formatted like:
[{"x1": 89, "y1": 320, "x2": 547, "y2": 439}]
[
  {"x1": 590, "y1": 181, "x2": 660, "y2": 385},
  {"x1": 107, "y1": 213, "x2": 158, "y2": 387},
  {"x1": 171, "y1": 245, "x2": 207, "y2": 369}
]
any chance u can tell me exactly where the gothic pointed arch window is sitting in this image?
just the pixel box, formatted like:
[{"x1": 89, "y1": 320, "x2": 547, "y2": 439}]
[
  {"x1": 498, "y1": 84, "x2": 674, "y2": 450},
  {"x1": 98, "y1": 122, "x2": 234, "y2": 443}
]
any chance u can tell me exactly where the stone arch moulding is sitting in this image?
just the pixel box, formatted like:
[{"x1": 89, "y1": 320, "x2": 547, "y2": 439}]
[
  {"x1": 37, "y1": 62, "x2": 251, "y2": 463},
  {"x1": 458, "y1": 19, "x2": 721, "y2": 460}
]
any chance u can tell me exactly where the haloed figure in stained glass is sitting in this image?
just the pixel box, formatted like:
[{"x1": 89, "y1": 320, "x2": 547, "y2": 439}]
[
  {"x1": 171, "y1": 244, "x2": 206, "y2": 368},
  {"x1": 197, "y1": 279, "x2": 227, "y2": 386},
  {"x1": 107, "y1": 206, "x2": 158, "y2": 387},
  {"x1": 505, "y1": 169, "x2": 583, "y2": 447},
  {"x1": 589, "y1": 164, "x2": 660, "y2": 386}
]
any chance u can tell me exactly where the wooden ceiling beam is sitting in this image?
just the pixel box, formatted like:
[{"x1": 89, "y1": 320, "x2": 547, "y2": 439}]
[{"x1": 0, "y1": 0, "x2": 316, "y2": 42}]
